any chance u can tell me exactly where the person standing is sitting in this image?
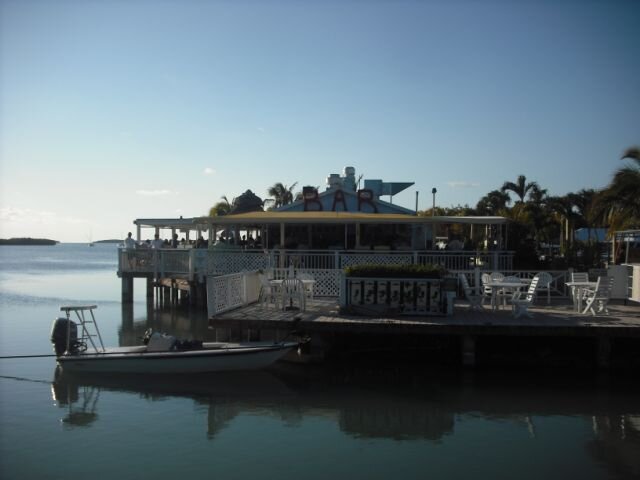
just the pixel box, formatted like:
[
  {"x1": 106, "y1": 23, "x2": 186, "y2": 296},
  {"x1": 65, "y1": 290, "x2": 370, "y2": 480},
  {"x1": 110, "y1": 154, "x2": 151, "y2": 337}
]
[
  {"x1": 124, "y1": 232, "x2": 136, "y2": 249},
  {"x1": 124, "y1": 232, "x2": 138, "y2": 269},
  {"x1": 151, "y1": 234, "x2": 164, "y2": 249}
]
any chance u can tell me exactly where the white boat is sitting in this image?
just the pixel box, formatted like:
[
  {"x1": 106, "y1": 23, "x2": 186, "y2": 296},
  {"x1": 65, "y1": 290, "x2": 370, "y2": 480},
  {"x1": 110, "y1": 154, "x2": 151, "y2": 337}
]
[{"x1": 50, "y1": 305, "x2": 299, "y2": 374}]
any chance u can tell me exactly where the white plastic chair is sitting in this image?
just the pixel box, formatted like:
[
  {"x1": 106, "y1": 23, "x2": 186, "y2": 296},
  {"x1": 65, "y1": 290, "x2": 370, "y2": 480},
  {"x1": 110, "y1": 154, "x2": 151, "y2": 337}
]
[
  {"x1": 535, "y1": 272, "x2": 553, "y2": 305},
  {"x1": 297, "y1": 272, "x2": 315, "y2": 302},
  {"x1": 490, "y1": 272, "x2": 505, "y2": 282},
  {"x1": 481, "y1": 273, "x2": 493, "y2": 306},
  {"x1": 258, "y1": 274, "x2": 279, "y2": 310},
  {"x1": 511, "y1": 275, "x2": 541, "y2": 319},
  {"x1": 281, "y1": 278, "x2": 306, "y2": 311},
  {"x1": 497, "y1": 275, "x2": 521, "y2": 309},
  {"x1": 582, "y1": 276, "x2": 614, "y2": 316},
  {"x1": 569, "y1": 272, "x2": 589, "y2": 309},
  {"x1": 459, "y1": 273, "x2": 484, "y2": 311}
]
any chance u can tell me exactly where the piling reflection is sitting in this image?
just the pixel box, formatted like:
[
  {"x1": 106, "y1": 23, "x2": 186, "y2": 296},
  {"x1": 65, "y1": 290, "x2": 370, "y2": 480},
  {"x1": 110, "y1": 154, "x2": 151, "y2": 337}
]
[{"x1": 118, "y1": 303, "x2": 211, "y2": 347}]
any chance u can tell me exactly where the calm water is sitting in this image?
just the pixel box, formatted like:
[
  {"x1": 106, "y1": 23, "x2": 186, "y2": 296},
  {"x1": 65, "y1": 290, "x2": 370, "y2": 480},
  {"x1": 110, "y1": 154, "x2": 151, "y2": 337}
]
[{"x1": 1, "y1": 244, "x2": 639, "y2": 479}]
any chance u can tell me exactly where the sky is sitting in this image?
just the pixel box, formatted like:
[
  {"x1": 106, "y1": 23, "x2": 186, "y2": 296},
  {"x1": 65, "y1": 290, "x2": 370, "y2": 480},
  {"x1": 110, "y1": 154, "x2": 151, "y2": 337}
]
[{"x1": 1, "y1": 0, "x2": 639, "y2": 242}]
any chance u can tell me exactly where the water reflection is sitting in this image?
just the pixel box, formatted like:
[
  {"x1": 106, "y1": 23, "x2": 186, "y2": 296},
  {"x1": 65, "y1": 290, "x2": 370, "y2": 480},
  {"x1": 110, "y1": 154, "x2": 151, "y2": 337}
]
[
  {"x1": 588, "y1": 415, "x2": 640, "y2": 478},
  {"x1": 52, "y1": 367, "x2": 297, "y2": 438},
  {"x1": 51, "y1": 366, "x2": 640, "y2": 468},
  {"x1": 118, "y1": 303, "x2": 211, "y2": 347}
]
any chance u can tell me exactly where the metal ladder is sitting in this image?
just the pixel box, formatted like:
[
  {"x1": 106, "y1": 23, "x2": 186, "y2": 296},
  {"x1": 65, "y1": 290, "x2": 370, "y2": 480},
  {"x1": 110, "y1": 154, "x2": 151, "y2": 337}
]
[{"x1": 60, "y1": 305, "x2": 105, "y2": 353}]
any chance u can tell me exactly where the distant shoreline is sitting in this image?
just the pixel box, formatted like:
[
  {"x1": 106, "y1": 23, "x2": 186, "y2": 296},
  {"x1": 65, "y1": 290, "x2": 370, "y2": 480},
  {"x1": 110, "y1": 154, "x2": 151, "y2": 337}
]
[{"x1": 0, "y1": 237, "x2": 59, "y2": 246}]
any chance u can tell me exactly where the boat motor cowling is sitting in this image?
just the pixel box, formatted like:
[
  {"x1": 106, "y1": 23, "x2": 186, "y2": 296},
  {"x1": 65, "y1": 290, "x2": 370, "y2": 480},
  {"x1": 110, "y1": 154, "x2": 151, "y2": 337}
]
[{"x1": 50, "y1": 317, "x2": 78, "y2": 356}]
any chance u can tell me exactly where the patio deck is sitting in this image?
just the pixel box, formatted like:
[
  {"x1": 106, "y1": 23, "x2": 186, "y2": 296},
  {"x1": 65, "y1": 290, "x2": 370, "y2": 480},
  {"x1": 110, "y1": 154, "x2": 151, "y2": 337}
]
[
  {"x1": 211, "y1": 297, "x2": 640, "y2": 331},
  {"x1": 210, "y1": 298, "x2": 640, "y2": 368}
]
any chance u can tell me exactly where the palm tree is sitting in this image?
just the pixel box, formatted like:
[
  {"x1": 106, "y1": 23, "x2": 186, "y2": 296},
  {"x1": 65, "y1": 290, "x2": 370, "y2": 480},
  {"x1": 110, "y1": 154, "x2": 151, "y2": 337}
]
[
  {"x1": 592, "y1": 147, "x2": 640, "y2": 261},
  {"x1": 209, "y1": 195, "x2": 231, "y2": 216},
  {"x1": 475, "y1": 190, "x2": 510, "y2": 215},
  {"x1": 501, "y1": 175, "x2": 539, "y2": 204},
  {"x1": 603, "y1": 147, "x2": 640, "y2": 223},
  {"x1": 267, "y1": 182, "x2": 298, "y2": 208},
  {"x1": 547, "y1": 195, "x2": 578, "y2": 254}
]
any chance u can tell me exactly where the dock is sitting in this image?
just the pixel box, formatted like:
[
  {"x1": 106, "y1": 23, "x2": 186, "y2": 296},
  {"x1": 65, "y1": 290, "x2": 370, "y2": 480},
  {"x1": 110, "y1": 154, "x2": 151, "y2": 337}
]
[{"x1": 210, "y1": 298, "x2": 640, "y2": 369}]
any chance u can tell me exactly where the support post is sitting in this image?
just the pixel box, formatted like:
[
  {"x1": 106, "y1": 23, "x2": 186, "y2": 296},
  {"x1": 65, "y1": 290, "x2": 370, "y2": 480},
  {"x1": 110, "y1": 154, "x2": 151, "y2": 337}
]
[
  {"x1": 122, "y1": 276, "x2": 134, "y2": 303},
  {"x1": 146, "y1": 276, "x2": 154, "y2": 302}
]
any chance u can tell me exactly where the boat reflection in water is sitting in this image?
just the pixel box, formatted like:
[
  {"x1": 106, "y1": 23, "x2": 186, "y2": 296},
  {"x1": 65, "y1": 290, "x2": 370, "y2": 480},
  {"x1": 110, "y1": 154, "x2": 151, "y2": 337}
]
[
  {"x1": 51, "y1": 366, "x2": 640, "y2": 478},
  {"x1": 51, "y1": 366, "x2": 297, "y2": 436}
]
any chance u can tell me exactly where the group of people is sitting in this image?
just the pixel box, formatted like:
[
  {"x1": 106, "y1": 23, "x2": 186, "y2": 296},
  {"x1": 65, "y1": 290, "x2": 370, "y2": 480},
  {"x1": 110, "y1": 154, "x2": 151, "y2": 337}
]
[
  {"x1": 214, "y1": 233, "x2": 262, "y2": 248},
  {"x1": 124, "y1": 232, "x2": 209, "y2": 249}
]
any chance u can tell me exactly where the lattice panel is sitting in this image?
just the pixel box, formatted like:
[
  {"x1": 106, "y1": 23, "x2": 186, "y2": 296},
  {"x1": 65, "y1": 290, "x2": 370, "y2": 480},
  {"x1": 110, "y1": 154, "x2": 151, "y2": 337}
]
[
  {"x1": 207, "y1": 252, "x2": 268, "y2": 275},
  {"x1": 162, "y1": 250, "x2": 191, "y2": 273},
  {"x1": 206, "y1": 273, "x2": 246, "y2": 316},
  {"x1": 304, "y1": 269, "x2": 341, "y2": 297},
  {"x1": 268, "y1": 268, "x2": 340, "y2": 296},
  {"x1": 340, "y1": 253, "x2": 413, "y2": 268}
]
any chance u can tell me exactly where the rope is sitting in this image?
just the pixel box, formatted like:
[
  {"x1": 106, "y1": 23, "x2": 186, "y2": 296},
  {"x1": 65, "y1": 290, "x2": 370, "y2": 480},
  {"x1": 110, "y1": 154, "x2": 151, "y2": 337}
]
[
  {"x1": 0, "y1": 375, "x2": 51, "y2": 384},
  {"x1": 0, "y1": 354, "x2": 57, "y2": 359}
]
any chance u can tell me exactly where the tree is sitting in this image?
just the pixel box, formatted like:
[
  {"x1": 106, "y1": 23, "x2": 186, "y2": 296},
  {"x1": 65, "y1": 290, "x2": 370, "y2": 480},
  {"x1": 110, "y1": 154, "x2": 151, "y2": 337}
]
[
  {"x1": 501, "y1": 175, "x2": 540, "y2": 204},
  {"x1": 546, "y1": 195, "x2": 578, "y2": 255},
  {"x1": 475, "y1": 190, "x2": 510, "y2": 215},
  {"x1": 598, "y1": 147, "x2": 640, "y2": 228},
  {"x1": 209, "y1": 195, "x2": 231, "y2": 216},
  {"x1": 267, "y1": 182, "x2": 298, "y2": 208}
]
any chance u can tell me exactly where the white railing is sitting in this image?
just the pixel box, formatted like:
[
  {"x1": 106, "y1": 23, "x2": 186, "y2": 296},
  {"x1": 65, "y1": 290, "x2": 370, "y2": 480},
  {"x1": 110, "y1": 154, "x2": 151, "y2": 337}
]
[
  {"x1": 630, "y1": 265, "x2": 640, "y2": 303},
  {"x1": 118, "y1": 248, "x2": 515, "y2": 278},
  {"x1": 418, "y1": 251, "x2": 513, "y2": 271},
  {"x1": 205, "y1": 267, "x2": 575, "y2": 316},
  {"x1": 269, "y1": 267, "x2": 341, "y2": 297},
  {"x1": 207, "y1": 250, "x2": 269, "y2": 276}
]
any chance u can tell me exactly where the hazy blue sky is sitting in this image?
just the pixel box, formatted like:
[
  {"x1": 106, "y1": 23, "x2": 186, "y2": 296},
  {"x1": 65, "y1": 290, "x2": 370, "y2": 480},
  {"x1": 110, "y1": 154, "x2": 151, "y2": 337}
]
[{"x1": 1, "y1": 0, "x2": 638, "y2": 242}]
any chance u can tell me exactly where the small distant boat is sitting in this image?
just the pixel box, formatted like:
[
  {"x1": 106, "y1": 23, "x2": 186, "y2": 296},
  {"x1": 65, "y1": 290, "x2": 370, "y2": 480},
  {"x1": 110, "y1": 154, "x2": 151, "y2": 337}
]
[{"x1": 50, "y1": 305, "x2": 300, "y2": 374}]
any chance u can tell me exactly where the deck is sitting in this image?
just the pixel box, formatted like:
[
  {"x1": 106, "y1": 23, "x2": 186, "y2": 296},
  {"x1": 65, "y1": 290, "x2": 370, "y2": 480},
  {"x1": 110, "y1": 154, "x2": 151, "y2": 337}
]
[
  {"x1": 211, "y1": 297, "x2": 640, "y2": 332},
  {"x1": 210, "y1": 298, "x2": 640, "y2": 368}
]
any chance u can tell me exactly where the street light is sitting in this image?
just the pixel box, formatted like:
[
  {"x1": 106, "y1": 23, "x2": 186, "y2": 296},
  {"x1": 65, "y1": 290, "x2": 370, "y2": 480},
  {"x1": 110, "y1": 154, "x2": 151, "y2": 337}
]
[{"x1": 431, "y1": 188, "x2": 437, "y2": 216}]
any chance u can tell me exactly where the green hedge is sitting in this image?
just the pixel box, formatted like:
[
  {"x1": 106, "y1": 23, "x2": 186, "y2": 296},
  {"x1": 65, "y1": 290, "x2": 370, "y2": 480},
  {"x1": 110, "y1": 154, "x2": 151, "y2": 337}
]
[{"x1": 344, "y1": 264, "x2": 448, "y2": 279}]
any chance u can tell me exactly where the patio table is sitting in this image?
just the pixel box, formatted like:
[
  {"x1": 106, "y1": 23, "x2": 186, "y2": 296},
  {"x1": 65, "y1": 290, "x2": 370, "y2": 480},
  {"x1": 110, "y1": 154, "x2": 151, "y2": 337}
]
[
  {"x1": 484, "y1": 280, "x2": 530, "y2": 311},
  {"x1": 565, "y1": 281, "x2": 597, "y2": 312}
]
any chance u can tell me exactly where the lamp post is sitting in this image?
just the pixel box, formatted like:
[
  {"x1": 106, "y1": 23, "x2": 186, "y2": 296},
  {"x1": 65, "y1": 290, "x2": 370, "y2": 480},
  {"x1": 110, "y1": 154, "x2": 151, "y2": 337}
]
[{"x1": 431, "y1": 188, "x2": 437, "y2": 217}]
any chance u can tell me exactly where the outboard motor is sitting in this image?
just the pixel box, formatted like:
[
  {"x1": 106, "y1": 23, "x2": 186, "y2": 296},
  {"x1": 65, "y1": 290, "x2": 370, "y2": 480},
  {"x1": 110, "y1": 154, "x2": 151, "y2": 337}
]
[{"x1": 50, "y1": 317, "x2": 78, "y2": 356}]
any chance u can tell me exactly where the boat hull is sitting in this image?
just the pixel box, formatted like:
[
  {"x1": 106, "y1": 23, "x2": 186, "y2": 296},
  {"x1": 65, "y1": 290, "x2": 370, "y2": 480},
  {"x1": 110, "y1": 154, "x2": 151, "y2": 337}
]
[{"x1": 57, "y1": 343, "x2": 297, "y2": 374}]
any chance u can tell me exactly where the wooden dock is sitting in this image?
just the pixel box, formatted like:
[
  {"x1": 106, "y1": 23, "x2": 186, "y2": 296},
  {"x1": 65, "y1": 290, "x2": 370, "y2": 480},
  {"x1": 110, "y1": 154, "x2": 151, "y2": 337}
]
[{"x1": 210, "y1": 298, "x2": 640, "y2": 369}]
